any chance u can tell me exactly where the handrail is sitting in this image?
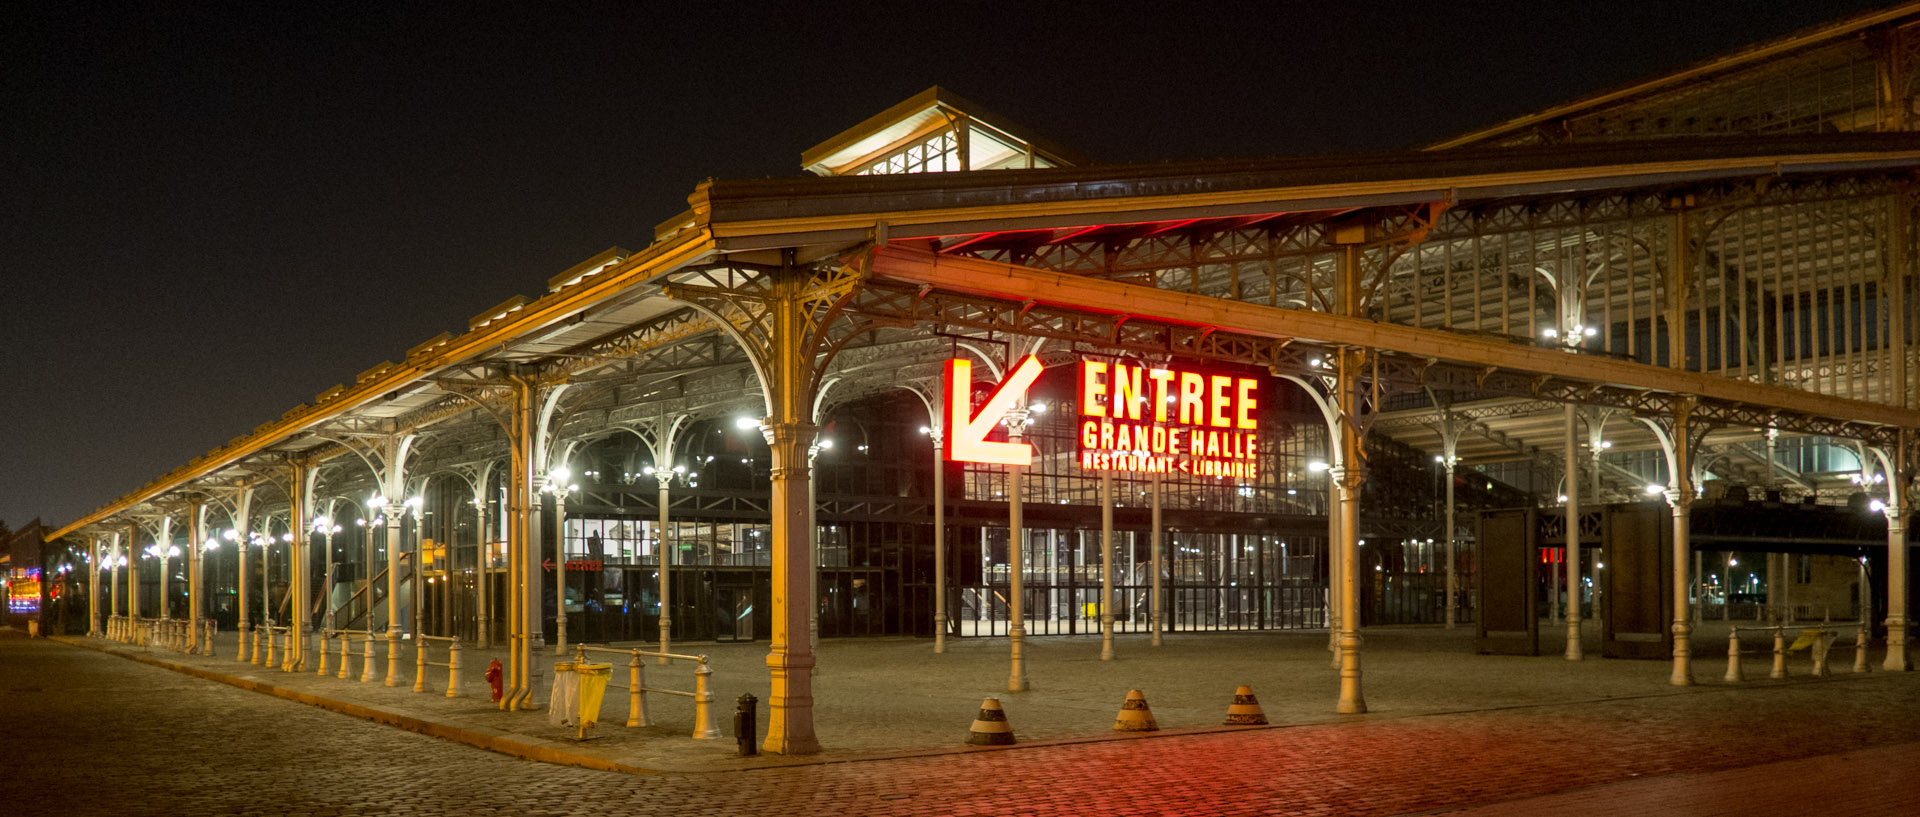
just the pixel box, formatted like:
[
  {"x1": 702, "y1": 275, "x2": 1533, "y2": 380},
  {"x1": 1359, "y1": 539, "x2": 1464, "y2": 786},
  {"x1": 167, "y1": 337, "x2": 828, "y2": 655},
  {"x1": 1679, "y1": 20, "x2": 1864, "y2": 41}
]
[
  {"x1": 575, "y1": 644, "x2": 705, "y2": 664},
  {"x1": 333, "y1": 566, "x2": 389, "y2": 631},
  {"x1": 332, "y1": 554, "x2": 416, "y2": 632}
]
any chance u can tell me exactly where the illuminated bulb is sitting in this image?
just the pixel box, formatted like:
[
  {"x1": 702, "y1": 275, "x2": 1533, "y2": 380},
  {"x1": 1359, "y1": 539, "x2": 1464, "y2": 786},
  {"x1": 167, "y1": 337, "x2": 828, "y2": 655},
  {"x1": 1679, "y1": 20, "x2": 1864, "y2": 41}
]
[{"x1": 1645, "y1": 483, "x2": 1665, "y2": 495}]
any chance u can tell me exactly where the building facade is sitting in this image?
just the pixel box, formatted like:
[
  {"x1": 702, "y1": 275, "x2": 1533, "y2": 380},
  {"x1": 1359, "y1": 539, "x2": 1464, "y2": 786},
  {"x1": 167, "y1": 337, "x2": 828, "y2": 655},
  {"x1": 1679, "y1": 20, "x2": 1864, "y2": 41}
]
[{"x1": 50, "y1": 5, "x2": 1920, "y2": 754}]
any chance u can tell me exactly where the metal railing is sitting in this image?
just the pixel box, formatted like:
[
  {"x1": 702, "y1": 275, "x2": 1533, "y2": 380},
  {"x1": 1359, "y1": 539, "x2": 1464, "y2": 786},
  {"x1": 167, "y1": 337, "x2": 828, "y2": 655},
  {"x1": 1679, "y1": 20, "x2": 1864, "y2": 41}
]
[
  {"x1": 259, "y1": 625, "x2": 294, "y2": 671},
  {"x1": 1724, "y1": 619, "x2": 1870, "y2": 682},
  {"x1": 569, "y1": 644, "x2": 719, "y2": 740},
  {"x1": 413, "y1": 635, "x2": 462, "y2": 697},
  {"x1": 321, "y1": 629, "x2": 358, "y2": 679}
]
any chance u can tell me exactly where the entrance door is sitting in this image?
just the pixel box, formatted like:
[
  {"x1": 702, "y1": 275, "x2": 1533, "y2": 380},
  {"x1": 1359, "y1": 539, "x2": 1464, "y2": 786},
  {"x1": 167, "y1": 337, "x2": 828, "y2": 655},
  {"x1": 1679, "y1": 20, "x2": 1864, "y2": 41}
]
[{"x1": 717, "y1": 586, "x2": 754, "y2": 641}]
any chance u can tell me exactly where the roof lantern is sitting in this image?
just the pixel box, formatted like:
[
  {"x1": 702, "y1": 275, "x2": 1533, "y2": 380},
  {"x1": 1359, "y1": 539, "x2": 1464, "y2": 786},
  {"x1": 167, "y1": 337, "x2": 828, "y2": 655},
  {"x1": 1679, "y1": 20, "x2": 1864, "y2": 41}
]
[{"x1": 800, "y1": 86, "x2": 1085, "y2": 177}]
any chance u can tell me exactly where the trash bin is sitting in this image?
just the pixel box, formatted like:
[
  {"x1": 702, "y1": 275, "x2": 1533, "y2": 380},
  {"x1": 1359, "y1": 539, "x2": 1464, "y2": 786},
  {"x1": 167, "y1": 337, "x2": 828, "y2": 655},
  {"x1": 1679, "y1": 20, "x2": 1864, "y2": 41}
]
[
  {"x1": 548, "y1": 661, "x2": 579, "y2": 727},
  {"x1": 576, "y1": 663, "x2": 612, "y2": 729}
]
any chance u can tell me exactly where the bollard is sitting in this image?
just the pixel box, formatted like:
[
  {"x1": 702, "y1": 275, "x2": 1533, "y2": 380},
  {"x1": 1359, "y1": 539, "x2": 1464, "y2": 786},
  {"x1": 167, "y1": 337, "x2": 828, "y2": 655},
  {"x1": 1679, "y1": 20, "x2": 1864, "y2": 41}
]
[
  {"x1": 317, "y1": 632, "x2": 330, "y2": 676},
  {"x1": 360, "y1": 633, "x2": 376, "y2": 683},
  {"x1": 414, "y1": 640, "x2": 428, "y2": 693},
  {"x1": 264, "y1": 626, "x2": 277, "y2": 668},
  {"x1": 252, "y1": 625, "x2": 264, "y2": 666},
  {"x1": 1811, "y1": 630, "x2": 1833, "y2": 677},
  {"x1": 734, "y1": 693, "x2": 758, "y2": 756},
  {"x1": 338, "y1": 632, "x2": 352, "y2": 679},
  {"x1": 205, "y1": 621, "x2": 216, "y2": 658},
  {"x1": 446, "y1": 640, "x2": 462, "y2": 698},
  {"x1": 626, "y1": 651, "x2": 648, "y2": 728},
  {"x1": 1854, "y1": 624, "x2": 1870, "y2": 674},
  {"x1": 1725, "y1": 629, "x2": 1744, "y2": 683},
  {"x1": 1771, "y1": 629, "x2": 1788, "y2": 679},
  {"x1": 238, "y1": 622, "x2": 250, "y2": 662},
  {"x1": 692, "y1": 657, "x2": 719, "y2": 739}
]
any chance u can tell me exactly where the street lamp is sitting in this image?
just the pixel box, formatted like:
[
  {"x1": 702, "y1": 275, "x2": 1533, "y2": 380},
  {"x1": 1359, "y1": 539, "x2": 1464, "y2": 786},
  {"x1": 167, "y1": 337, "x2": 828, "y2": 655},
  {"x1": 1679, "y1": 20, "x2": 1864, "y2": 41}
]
[
  {"x1": 313, "y1": 512, "x2": 343, "y2": 632},
  {"x1": 542, "y1": 465, "x2": 580, "y2": 653}
]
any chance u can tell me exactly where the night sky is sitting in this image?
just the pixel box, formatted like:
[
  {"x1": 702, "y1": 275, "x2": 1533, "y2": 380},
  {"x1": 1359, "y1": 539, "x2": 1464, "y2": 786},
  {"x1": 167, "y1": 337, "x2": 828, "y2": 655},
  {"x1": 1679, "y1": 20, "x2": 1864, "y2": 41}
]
[{"x1": 2, "y1": 2, "x2": 1894, "y2": 529}]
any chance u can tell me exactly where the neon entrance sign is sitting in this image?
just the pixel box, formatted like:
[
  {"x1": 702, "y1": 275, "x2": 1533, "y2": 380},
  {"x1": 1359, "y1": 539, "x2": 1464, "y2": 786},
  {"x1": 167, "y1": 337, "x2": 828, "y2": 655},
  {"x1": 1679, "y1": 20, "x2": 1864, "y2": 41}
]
[
  {"x1": 940, "y1": 356, "x2": 1262, "y2": 480},
  {"x1": 1078, "y1": 360, "x2": 1260, "y2": 478}
]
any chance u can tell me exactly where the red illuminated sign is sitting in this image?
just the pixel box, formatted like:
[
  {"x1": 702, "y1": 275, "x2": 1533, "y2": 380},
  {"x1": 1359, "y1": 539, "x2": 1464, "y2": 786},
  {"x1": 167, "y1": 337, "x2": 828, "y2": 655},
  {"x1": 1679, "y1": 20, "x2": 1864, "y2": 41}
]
[
  {"x1": 943, "y1": 355, "x2": 1043, "y2": 465},
  {"x1": 1078, "y1": 360, "x2": 1260, "y2": 479}
]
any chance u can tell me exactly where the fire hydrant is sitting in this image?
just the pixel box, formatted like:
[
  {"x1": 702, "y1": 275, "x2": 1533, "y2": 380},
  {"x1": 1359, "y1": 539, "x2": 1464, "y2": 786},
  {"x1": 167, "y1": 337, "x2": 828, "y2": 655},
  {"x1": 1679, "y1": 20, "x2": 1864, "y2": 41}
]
[{"x1": 486, "y1": 659, "x2": 504, "y2": 702}]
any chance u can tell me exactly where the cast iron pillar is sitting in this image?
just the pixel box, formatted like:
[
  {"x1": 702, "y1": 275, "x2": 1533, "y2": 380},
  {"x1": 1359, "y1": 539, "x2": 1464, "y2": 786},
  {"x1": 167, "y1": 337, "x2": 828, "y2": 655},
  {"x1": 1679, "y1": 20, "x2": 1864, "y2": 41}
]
[{"x1": 1564, "y1": 405, "x2": 1583, "y2": 661}]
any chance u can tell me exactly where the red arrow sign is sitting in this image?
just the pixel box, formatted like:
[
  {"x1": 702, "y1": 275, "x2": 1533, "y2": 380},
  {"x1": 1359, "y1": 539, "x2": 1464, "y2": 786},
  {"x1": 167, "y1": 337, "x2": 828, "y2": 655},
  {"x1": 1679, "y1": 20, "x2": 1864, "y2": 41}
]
[
  {"x1": 542, "y1": 558, "x2": 553, "y2": 571},
  {"x1": 944, "y1": 355, "x2": 1044, "y2": 465}
]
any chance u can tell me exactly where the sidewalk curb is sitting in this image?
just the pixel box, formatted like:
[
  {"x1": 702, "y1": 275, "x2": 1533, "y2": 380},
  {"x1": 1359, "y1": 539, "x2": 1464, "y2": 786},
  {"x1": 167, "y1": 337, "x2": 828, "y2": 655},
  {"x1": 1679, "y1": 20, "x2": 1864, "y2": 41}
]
[{"x1": 53, "y1": 636, "x2": 662, "y2": 776}]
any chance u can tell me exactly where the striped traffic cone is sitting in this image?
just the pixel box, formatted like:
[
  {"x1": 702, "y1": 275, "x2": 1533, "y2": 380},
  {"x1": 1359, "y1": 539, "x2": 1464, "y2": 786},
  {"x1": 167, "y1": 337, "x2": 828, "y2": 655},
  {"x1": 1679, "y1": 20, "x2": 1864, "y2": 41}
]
[
  {"x1": 1113, "y1": 689, "x2": 1159, "y2": 732},
  {"x1": 1223, "y1": 685, "x2": 1269, "y2": 725},
  {"x1": 966, "y1": 697, "x2": 1016, "y2": 746}
]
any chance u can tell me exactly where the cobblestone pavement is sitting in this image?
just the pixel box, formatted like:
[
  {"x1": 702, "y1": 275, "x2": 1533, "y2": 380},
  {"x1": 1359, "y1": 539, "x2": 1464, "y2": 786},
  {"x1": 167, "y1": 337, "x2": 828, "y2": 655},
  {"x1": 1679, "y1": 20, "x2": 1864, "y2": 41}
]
[
  {"x1": 1425, "y1": 741, "x2": 1920, "y2": 816},
  {"x1": 55, "y1": 619, "x2": 1903, "y2": 772},
  {"x1": 6, "y1": 628, "x2": 1917, "y2": 816}
]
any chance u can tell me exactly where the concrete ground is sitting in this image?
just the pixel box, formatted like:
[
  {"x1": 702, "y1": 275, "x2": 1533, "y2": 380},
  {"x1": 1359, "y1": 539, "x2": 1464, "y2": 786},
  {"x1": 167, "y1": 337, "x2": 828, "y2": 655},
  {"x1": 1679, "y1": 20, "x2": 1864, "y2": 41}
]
[{"x1": 8, "y1": 623, "x2": 1917, "y2": 815}]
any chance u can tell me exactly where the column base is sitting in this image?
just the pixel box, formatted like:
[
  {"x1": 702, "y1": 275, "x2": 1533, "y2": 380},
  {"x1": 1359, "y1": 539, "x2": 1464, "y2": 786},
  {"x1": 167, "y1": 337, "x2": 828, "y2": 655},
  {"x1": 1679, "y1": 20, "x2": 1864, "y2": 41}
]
[
  {"x1": 763, "y1": 651, "x2": 820, "y2": 755},
  {"x1": 1336, "y1": 631, "x2": 1366, "y2": 714},
  {"x1": 385, "y1": 632, "x2": 401, "y2": 687},
  {"x1": 1885, "y1": 619, "x2": 1911, "y2": 672},
  {"x1": 1671, "y1": 622, "x2": 1694, "y2": 685},
  {"x1": 1008, "y1": 629, "x2": 1030, "y2": 692}
]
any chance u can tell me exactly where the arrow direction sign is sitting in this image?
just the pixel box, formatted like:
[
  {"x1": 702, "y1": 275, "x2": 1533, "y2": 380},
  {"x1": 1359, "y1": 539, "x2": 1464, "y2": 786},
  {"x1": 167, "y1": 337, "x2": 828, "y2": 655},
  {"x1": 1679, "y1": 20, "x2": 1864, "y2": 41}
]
[{"x1": 944, "y1": 355, "x2": 1044, "y2": 465}]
